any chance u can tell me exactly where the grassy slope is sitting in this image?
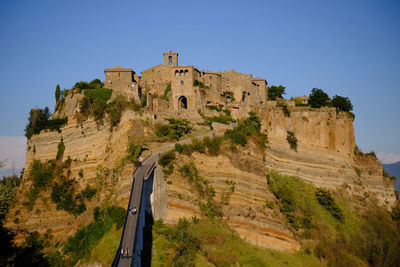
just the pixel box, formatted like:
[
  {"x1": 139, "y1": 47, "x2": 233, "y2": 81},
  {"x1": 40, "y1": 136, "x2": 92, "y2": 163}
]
[
  {"x1": 87, "y1": 225, "x2": 122, "y2": 266},
  {"x1": 152, "y1": 219, "x2": 324, "y2": 267}
]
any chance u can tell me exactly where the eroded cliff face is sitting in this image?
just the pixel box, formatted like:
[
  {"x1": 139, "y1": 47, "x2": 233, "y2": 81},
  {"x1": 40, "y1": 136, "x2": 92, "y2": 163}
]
[
  {"x1": 5, "y1": 110, "x2": 156, "y2": 243},
  {"x1": 5, "y1": 97, "x2": 396, "y2": 253},
  {"x1": 157, "y1": 142, "x2": 300, "y2": 251},
  {"x1": 261, "y1": 107, "x2": 396, "y2": 206}
]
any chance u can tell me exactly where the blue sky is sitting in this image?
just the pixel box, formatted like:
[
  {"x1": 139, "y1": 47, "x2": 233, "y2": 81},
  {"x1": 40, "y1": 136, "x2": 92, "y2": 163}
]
[{"x1": 0, "y1": 0, "x2": 399, "y2": 167}]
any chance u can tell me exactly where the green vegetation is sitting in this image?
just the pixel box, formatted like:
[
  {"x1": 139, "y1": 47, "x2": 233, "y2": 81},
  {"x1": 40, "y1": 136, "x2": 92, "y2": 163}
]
[
  {"x1": 80, "y1": 87, "x2": 113, "y2": 121},
  {"x1": 277, "y1": 100, "x2": 291, "y2": 117},
  {"x1": 224, "y1": 112, "x2": 268, "y2": 150},
  {"x1": 201, "y1": 106, "x2": 233, "y2": 125},
  {"x1": 175, "y1": 136, "x2": 223, "y2": 157},
  {"x1": 286, "y1": 131, "x2": 298, "y2": 151},
  {"x1": 267, "y1": 171, "x2": 400, "y2": 266},
  {"x1": 160, "y1": 82, "x2": 172, "y2": 101},
  {"x1": 63, "y1": 206, "x2": 125, "y2": 265},
  {"x1": 193, "y1": 79, "x2": 209, "y2": 89},
  {"x1": 152, "y1": 218, "x2": 322, "y2": 267},
  {"x1": 179, "y1": 162, "x2": 222, "y2": 218},
  {"x1": 125, "y1": 142, "x2": 145, "y2": 166},
  {"x1": 383, "y1": 169, "x2": 396, "y2": 180},
  {"x1": 155, "y1": 118, "x2": 192, "y2": 141},
  {"x1": 354, "y1": 166, "x2": 361, "y2": 177},
  {"x1": 308, "y1": 88, "x2": 330, "y2": 108},
  {"x1": 268, "y1": 85, "x2": 286, "y2": 100},
  {"x1": 331, "y1": 95, "x2": 353, "y2": 112},
  {"x1": 55, "y1": 137, "x2": 65, "y2": 160},
  {"x1": 0, "y1": 175, "x2": 21, "y2": 221},
  {"x1": 87, "y1": 224, "x2": 122, "y2": 266},
  {"x1": 354, "y1": 145, "x2": 378, "y2": 159},
  {"x1": 107, "y1": 94, "x2": 128, "y2": 128},
  {"x1": 315, "y1": 189, "x2": 343, "y2": 222},
  {"x1": 25, "y1": 107, "x2": 68, "y2": 139},
  {"x1": 24, "y1": 158, "x2": 96, "y2": 215},
  {"x1": 242, "y1": 91, "x2": 246, "y2": 102},
  {"x1": 158, "y1": 150, "x2": 176, "y2": 175},
  {"x1": 55, "y1": 84, "x2": 61, "y2": 103}
]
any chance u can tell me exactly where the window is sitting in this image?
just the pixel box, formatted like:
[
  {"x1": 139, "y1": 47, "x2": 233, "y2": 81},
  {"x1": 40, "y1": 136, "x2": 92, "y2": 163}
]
[
  {"x1": 153, "y1": 80, "x2": 155, "y2": 84},
  {"x1": 168, "y1": 56, "x2": 173, "y2": 65},
  {"x1": 180, "y1": 80, "x2": 184, "y2": 85}
]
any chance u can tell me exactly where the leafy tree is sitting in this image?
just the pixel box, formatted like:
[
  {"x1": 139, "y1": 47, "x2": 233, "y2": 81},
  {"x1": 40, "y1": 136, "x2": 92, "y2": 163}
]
[
  {"x1": 55, "y1": 84, "x2": 61, "y2": 103},
  {"x1": 268, "y1": 85, "x2": 286, "y2": 100},
  {"x1": 331, "y1": 95, "x2": 353, "y2": 112},
  {"x1": 308, "y1": 88, "x2": 330, "y2": 108}
]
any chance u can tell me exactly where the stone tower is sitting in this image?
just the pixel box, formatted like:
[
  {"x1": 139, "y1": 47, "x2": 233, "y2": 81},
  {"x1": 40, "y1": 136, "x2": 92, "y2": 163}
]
[{"x1": 163, "y1": 51, "x2": 178, "y2": 67}]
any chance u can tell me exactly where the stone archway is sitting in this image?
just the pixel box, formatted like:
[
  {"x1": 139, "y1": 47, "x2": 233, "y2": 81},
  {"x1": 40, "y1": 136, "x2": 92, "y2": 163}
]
[{"x1": 178, "y1": 96, "x2": 188, "y2": 111}]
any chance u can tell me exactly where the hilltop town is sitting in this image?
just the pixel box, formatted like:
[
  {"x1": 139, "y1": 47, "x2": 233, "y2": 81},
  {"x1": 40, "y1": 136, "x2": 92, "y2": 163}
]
[{"x1": 2, "y1": 51, "x2": 399, "y2": 266}]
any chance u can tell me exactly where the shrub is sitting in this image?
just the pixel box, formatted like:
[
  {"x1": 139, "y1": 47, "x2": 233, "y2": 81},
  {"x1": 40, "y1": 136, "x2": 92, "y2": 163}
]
[
  {"x1": 174, "y1": 143, "x2": 183, "y2": 153},
  {"x1": 331, "y1": 95, "x2": 353, "y2": 112},
  {"x1": 81, "y1": 184, "x2": 96, "y2": 200},
  {"x1": 25, "y1": 107, "x2": 68, "y2": 139},
  {"x1": 159, "y1": 151, "x2": 176, "y2": 167},
  {"x1": 56, "y1": 138, "x2": 65, "y2": 160},
  {"x1": 193, "y1": 79, "x2": 209, "y2": 89},
  {"x1": 354, "y1": 167, "x2": 361, "y2": 177},
  {"x1": 125, "y1": 143, "x2": 144, "y2": 166},
  {"x1": 204, "y1": 136, "x2": 222, "y2": 156},
  {"x1": 107, "y1": 94, "x2": 128, "y2": 127},
  {"x1": 0, "y1": 175, "x2": 21, "y2": 221},
  {"x1": 309, "y1": 88, "x2": 330, "y2": 108},
  {"x1": 160, "y1": 82, "x2": 171, "y2": 101},
  {"x1": 315, "y1": 189, "x2": 343, "y2": 222},
  {"x1": 79, "y1": 87, "x2": 112, "y2": 122},
  {"x1": 286, "y1": 131, "x2": 297, "y2": 152},
  {"x1": 29, "y1": 160, "x2": 54, "y2": 189},
  {"x1": 224, "y1": 112, "x2": 267, "y2": 150},
  {"x1": 155, "y1": 118, "x2": 192, "y2": 140},
  {"x1": 277, "y1": 101, "x2": 291, "y2": 117},
  {"x1": 63, "y1": 206, "x2": 125, "y2": 265},
  {"x1": 268, "y1": 85, "x2": 286, "y2": 100}
]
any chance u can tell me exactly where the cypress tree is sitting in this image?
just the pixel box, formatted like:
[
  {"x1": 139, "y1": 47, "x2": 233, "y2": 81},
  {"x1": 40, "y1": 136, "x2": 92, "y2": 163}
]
[{"x1": 55, "y1": 84, "x2": 61, "y2": 102}]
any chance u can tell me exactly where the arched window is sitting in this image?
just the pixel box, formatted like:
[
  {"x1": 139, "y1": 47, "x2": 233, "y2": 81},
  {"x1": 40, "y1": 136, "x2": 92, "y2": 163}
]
[
  {"x1": 184, "y1": 70, "x2": 189, "y2": 76},
  {"x1": 180, "y1": 70, "x2": 183, "y2": 76},
  {"x1": 168, "y1": 56, "x2": 173, "y2": 65},
  {"x1": 175, "y1": 70, "x2": 179, "y2": 77},
  {"x1": 178, "y1": 96, "x2": 188, "y2": 110}
]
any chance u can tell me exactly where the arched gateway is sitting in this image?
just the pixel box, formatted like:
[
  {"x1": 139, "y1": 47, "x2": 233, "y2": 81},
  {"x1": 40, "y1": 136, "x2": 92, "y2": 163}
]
[{"x1": 178, "y1": 96, "x2": 188, "y2": 111}]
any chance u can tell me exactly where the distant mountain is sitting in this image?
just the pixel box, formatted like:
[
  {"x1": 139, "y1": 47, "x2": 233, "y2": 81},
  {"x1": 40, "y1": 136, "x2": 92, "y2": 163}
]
[
  {"x1": 383, "y1": 161, "x2": 400, "y2": 200},
  {"x1": 0, "y1": 168, "x2": 22, "y2": 179}
]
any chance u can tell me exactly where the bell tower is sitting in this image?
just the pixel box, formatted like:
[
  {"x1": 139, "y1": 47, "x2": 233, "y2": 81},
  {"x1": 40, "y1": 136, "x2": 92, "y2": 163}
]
[{"x1": 163, "y1": 51, "x2": 178, "y2": 67}]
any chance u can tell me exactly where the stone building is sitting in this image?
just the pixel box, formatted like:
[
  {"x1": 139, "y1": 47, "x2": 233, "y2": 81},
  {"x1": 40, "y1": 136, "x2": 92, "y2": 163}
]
[{"x1": 104, "y1": 51, "x2": 268, "y2": 119}]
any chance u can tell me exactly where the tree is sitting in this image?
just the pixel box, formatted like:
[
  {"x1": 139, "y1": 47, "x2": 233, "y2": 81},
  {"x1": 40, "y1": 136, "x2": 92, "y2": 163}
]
[
  {"x1": 55, "y1": 85, "x2": 60, "y2": 103},
  {"x1": 268, "y1": 85, "x2": 286, "y2": 100},
  {"x1": 309, "y1": 88, "x2": 330, "y2": 108},
  {"x1": 331, "y1": 95, "x2": 353, "y2": 112}
]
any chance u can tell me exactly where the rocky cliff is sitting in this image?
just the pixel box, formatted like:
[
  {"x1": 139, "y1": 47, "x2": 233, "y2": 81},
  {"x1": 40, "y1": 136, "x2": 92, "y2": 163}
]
[
  {"x1": 5, "y1": 95, "x2": 397, "y2": 253},
  {"x1": 262, "y1": 106, "x2": 396, "y2": 206}
]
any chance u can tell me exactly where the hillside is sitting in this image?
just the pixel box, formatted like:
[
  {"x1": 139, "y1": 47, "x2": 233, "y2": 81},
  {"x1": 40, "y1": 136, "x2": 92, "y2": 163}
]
[{"x1": 1, "y1": 53, "x2": 399, "y2": 266}]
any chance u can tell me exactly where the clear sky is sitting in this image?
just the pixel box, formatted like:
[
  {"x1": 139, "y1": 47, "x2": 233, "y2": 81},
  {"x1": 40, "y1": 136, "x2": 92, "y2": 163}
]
[{"x1": 0, "y1": 0, "x2": 399, "y2": 168}]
